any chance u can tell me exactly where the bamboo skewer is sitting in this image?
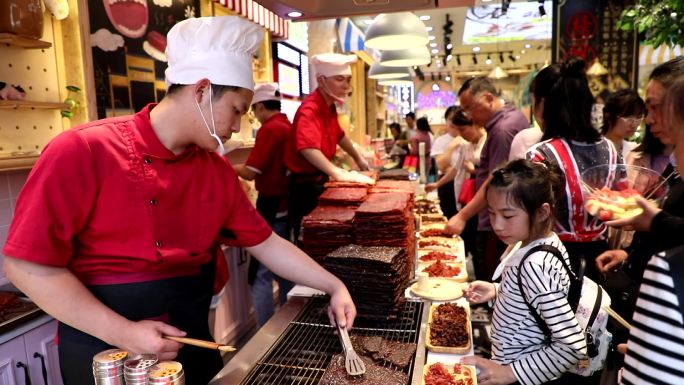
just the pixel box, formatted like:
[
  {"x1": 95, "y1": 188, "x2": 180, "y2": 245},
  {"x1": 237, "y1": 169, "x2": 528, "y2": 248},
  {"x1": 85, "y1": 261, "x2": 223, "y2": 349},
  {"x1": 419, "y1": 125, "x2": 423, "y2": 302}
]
[
  {"x1": 645, "y1": 170, "x2": 677, "y2": 200},
  {"x1": 164, "y1": 336, "x2": 236, "y2": 352},
  {"x1": 603, "y1": 306, "x2": 632, "y2": 330},
  {"x1": 580, "y1": 180, "x2": 598, "y2": 194}
]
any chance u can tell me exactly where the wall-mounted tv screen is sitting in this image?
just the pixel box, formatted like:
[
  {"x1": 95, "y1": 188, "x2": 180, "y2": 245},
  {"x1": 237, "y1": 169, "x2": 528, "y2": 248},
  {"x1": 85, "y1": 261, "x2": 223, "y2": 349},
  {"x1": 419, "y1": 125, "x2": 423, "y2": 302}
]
[{"x1": 462, "y1": 1, "x2": 552, "y2": 44}]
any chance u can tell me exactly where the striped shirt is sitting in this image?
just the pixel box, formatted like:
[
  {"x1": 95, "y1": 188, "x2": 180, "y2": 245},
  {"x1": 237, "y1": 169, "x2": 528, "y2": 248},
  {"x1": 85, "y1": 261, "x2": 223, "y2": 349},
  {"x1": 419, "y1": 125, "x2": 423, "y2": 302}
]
[
  {"x1": 490, "y1": 233, "x2": 587, "y2": 385},
  {"x1": 526, "y1": 138, "x2": 620, "y2": 243},
  {"x1": 621, "y1": 253, "x2": 684, "y2": 385}
]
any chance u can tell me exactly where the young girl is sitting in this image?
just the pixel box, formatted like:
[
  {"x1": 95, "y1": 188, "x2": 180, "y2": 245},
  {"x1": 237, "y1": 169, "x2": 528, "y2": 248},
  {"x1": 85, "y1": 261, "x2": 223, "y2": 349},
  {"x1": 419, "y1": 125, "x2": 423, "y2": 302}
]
[{"x1": 463, "y1": 159, "x2": 587, "y2": 385}]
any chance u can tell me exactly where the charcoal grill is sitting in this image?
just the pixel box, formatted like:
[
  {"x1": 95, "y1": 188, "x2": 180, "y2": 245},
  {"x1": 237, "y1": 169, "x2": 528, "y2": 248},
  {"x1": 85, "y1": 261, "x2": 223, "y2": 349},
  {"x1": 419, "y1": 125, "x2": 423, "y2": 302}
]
[{"x1": 210, "y1": 295, "x2": 429, "y2": 385}]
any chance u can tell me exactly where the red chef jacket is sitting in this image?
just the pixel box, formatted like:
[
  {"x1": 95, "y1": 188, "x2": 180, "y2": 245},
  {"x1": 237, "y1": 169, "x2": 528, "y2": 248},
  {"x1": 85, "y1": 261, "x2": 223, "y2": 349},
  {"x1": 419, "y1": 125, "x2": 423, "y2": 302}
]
[
  {"x1": 3, "y1": 104, "x2": 272, "y2": 286},
  {"x1": 284, "y1": 89, "x2": 345, "y2": 175},
  {"x1": 245, "y1": 112, "x2": 291, "y2": 197}
]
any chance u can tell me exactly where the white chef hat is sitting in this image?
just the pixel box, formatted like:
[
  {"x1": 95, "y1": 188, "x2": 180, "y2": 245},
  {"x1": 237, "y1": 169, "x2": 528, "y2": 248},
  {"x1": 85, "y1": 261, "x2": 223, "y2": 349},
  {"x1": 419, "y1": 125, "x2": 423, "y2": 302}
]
[
  {"x1": 310, "y1": 53, "x2": 357, "y2": 78},
  {"x1": 252, "y1": 82, "x2": 281, "y2": 105},
  {"x1": 165, "y1": 16, "x2": 264, "y2": 91}
]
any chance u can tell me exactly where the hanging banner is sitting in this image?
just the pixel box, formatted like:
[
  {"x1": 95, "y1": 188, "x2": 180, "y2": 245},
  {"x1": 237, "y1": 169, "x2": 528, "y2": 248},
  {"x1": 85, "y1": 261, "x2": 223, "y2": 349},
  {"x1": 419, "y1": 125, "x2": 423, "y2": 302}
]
[{"x1": 214, "y1": 0, "x2": 289, "y2": 39}]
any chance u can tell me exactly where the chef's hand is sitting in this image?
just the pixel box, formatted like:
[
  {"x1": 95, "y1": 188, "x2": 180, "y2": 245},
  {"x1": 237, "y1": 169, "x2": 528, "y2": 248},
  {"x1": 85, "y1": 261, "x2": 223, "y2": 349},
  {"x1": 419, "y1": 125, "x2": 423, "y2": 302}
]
[
  {"x1": 355, "y1": 157, "x2": 370, "y2": 171},
  {"x1": 605, "y1": 196, "x2": 660, "y2": 231},
  {"x1": 120, "y1": 320, "x2": 186, "y2": 361},
  {"x1": 332, "y1": 168, "x2": 374, "y2": 185},
  {"x1": 445, "y1": 213, "x2": 466, "y2": 235},
  {"x1": 464, "y1": 281, "x2": 496, "y2": 304},
  {"x1": 327, "y1": 285, "x2": 356, "y2": 330},
  {"x1": 596, "y1": 249, "x2": 628, "y2": 273},
  {"x1": 461, "y1": 356, "x2": 516, "y2": 385},
  {"x1": 425, "y1": 183, "x2": 438, "y2": 193}
]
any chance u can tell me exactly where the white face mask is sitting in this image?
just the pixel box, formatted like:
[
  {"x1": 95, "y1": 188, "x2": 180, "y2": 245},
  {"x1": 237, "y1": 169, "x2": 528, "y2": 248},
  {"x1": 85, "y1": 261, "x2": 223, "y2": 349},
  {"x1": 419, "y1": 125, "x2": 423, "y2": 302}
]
[{"x1": 194, "y1": 84, "x2": 225, "y2": 156}]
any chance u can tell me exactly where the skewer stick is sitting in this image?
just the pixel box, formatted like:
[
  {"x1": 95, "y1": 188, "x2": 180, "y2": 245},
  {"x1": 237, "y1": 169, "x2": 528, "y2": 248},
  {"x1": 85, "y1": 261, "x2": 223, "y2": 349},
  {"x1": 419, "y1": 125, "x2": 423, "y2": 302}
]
[
  {"x1": 603, "y1": 306, "x2": 632, "y2": 330},
  {"x1": 580, "y1": 180, "x2": 598, "y2": 194},
  {"x1": 164, "y1": 336, "x2": 236, "y2": 352},
  {"x1": 645, "y1": 170, "x2": 677, "y2": 200}
]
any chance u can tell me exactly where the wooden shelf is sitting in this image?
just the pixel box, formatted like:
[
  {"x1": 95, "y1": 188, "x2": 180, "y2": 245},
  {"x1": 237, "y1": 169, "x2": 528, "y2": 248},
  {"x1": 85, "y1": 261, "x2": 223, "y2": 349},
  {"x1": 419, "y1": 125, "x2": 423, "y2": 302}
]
[
  {"x1": 0, "y1": 33, "x2": 52, "y2": 49},
  {"x1": 0, "y1": 155, "x2": 39, "y2": 171},
  {"x1": 0, "y1": 100, "x2": 69, "y2": 110}
]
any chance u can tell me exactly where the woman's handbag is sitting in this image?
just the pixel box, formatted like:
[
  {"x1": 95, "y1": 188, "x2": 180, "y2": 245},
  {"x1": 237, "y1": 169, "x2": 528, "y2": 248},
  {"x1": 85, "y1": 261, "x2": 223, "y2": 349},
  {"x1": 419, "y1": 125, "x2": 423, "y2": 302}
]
[{"x1": 458, "y1": 177, "x2": 476, "y2": 205}]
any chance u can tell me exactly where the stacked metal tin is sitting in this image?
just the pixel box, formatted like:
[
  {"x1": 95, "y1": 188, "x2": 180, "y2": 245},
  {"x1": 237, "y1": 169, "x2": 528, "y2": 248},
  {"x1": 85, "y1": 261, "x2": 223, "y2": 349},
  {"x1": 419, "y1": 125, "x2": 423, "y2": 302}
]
[
  {"x1": 123, "y1": 354, "x2": 159, "y2": 384},
  {"x1": 147, "y1": 361, "x2": 185, "y2": 385},
  {"x1": 92, "y1": 349, "x2": 128, "y2": 385}
]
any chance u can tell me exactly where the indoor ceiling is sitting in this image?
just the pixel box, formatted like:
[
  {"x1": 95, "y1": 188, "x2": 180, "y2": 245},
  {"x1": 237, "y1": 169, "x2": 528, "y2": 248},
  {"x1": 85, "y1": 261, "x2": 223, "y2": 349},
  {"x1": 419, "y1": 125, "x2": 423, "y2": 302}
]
[{"x1": 350, "y1": 0, "x2": 551, "y2": 77}]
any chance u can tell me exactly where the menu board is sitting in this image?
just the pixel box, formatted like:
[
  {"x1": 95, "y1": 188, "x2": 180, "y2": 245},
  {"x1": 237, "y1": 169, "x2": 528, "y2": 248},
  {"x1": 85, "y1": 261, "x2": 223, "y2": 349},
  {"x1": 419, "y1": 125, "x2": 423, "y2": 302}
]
[{"x1": 552, "y1": 0, "x2": 638, "y2": 93}]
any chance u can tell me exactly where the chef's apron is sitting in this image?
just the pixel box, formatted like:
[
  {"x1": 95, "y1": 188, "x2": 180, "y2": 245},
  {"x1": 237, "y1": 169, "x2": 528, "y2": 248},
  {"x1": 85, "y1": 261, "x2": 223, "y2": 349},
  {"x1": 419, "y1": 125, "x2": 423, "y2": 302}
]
[
  {"x1": 288, "y1": 173, "x2": 328, "y2": 245},
  {"x1": 58, "y1": 260, "x2": 222, "y2": 385}
]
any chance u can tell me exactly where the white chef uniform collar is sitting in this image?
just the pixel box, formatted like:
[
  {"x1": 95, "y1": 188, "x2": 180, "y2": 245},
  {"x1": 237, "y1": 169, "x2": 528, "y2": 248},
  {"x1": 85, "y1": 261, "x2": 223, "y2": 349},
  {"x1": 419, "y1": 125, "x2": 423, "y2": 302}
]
[
  {"x1": 165, "y1": 16, "x2": 264, "y2": 91},
  {"x1": 310, "y1": 53, "x2": 357, "y2": 78},
  {"x1": 252, "y1": 82, "x2": 281, "y2": 105}
]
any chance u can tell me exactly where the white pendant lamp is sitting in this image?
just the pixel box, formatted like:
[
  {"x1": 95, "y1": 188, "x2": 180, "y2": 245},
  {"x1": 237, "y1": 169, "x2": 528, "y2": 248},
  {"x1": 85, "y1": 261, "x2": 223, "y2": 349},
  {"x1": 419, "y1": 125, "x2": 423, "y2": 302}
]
[
  {"x1": 365, "y1": 12, "x2": 429, "y2": 50},
  {"x1": 487, "y1": 65, "x2": 509, "y2": 79},
  {"x1": 379, "y1": 78, "x2": 413, "y2": 86},
  {"x1": 379, "y1": 46, "x2": 431, "y2": 67},
  {"x1": 369, "y1": 63, "x2": 411, "y2": 80}
]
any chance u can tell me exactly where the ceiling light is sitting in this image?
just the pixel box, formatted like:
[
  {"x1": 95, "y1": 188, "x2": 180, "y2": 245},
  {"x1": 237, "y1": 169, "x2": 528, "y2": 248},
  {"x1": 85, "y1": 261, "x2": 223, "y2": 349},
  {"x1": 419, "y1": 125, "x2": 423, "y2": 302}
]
[
  {"x1": 428, "y1": 35, "x2": 436, "y2": 41},
  {"x1": 430, "y1": 42, "x2": 437, "y2": 48},
  {"x1": 447, "y1": 54, "x2": 453, "y2": 61},
  {"x1": 379, "y1": 78, "x2": 413, "y2": 86},
  {"x1": 524, "y1": 43, "x2": 531, "y2": 49},
  {"x1": 432, "y1": 83, "x2": 440, "y2": 91},
  {"x1": 446, "y1": 43, "x2": 453, "y2": 50},
  {"x1": 380, "y1": 46, "x2": 431, "y2": 67},
  {"x1": 488, "y1": 66, "x2": 509, "y2": 79},
  {"x1": 287, "y1": 11, "x2": 302, "y2": 18},
  {"x1": 521, "y1": 49, "x2": 526, "y2": 54},
  {"x1": 437, "y1": 62, "x2": 442, "y2": 68},
  {"x1": 419, "y1": 15, "x2": 430, "y2": 21},
  {"x1": 485, "y1": 56, "x2": 492, "y2": 65},
  {"x1": 515, "y1": 55, "x2": 521, "y2": 59},
  {"x1": 472, "y1": 46, "x2": 481, "y2": 52},
  {"x1": 365, "y1": 12, "x2": 430, "y2": 50},
  {"x1": 426, "y1": 27, "x2": 433, "y2": 32},
  {"x1": 445, "y1": 75, "x2": 451, "y2": 81},
  {"x1": 368, "y1": 63, "x2": 411, "y2": 80},
  {"x1": 482, "y1": 0, "x2": 493, "y2": 2},
  {"x1": 431, "y1": 48, "x2": 439, "y2": 54}
]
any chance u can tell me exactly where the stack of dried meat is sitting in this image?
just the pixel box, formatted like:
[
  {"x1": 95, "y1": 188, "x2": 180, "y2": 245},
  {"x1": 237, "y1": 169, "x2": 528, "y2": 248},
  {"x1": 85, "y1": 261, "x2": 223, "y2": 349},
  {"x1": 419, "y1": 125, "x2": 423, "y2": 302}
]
[
  {"x1": 301, "y1": 206, "x2": 356, "y2": 261},
  {"x1": 354, "y1": 192, "x2": 416, "y2": 270},
  {"x1": 368, "y1": 180, "x2": 415, "y2": 197},
  {"x1": 318, "y1": 187, "x2": 368, "y2": 207},
  {"x1": 379, "y1": 168, "x2": 410, "y2": 181},
  {"x1": 324, "y1": 245, "x2": 410, "y2": 318}
]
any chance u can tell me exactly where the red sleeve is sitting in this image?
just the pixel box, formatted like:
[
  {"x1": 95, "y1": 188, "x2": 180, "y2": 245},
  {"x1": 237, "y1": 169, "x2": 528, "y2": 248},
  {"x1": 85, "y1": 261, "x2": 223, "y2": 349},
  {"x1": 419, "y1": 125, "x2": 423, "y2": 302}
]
[
  {"x1": 244, "y1": 126, "x2": 273, "y2": 173},
  {"x1": 220, "y1": 172, "x2": 272, "y2": 247},
  {"x1": 295, "y1": 104, "x2": 324, "y2": 151},
  {"x1": 3, "y1": 131, "x2": 97, "y2": 266}
]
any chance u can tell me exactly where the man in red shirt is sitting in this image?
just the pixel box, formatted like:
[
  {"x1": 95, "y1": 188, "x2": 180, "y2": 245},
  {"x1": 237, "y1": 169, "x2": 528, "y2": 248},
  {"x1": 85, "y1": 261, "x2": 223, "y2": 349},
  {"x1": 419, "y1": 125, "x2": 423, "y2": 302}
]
[
  {"x1": 284, "y1": 53, "x2": 374, "y2": 242},
  {"x1": 235, "y1": 83, "x2": 294, "y2": 327},
  {"x1": 2, "y1": 17, "x2": 355, "y2": 385}
]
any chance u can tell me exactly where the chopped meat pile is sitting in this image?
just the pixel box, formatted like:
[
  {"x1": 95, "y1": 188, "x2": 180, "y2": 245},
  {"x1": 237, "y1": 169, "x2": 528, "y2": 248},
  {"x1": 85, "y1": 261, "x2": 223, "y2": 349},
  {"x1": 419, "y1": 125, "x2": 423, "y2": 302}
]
[
  {"x1": 419, "y1": 251, "x2": 457, "y2": 262},
  {"x1": 419, "y1": 229, "x2": 449, "y2": 238},
  {"x1": 422, "y1": 261, "x2": 461, "y2": 278},
  {"x1": 421, "y1": 216, "x2": 446, "y2": 224},
  {"x1": 319, "y1": 354, "x2": 407, "y2": 385},
  {"x1": 424, "y1": 363, "x2": 457, "y2": 385},
  {"x1": 419, "y1": 240, "x2": 451, "y2": 248},
  {"x1": 429, "y1": 303, "x2": 469, "y2": 348}
]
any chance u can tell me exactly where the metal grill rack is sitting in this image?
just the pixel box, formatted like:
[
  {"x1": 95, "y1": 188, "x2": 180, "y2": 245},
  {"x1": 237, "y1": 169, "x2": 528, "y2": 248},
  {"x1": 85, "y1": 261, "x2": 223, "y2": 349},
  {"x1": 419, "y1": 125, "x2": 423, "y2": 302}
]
[{"x1": 240, "y1": 296, "x2": 425, "y2": 385}]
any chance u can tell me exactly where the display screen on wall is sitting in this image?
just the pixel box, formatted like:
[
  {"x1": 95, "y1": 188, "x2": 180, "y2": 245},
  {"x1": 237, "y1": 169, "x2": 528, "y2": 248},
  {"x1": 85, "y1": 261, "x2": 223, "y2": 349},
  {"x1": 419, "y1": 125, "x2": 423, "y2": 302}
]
[
  {"x1": 88, "y1": 0, "x2": 201, "y2": 118},
  {"x1": 278, "y1": 62, "x2": 301, "y2": 97},
  {"x1": 462, "y1": 1, "x2": 552, "y2": 44},
  {"x1": 280, "y1": 98, "x2": 302, "y2": 122}
]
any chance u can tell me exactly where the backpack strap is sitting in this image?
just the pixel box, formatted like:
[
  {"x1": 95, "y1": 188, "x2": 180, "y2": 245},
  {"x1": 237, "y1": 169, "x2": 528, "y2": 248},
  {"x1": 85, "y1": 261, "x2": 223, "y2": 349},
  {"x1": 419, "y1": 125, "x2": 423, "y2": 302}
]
[
  {"x1": 516, "y1": 244, "x2": 582, "y2": 341},
  {"x1": 664, "y1": 245, "x2": 684, "y2": 317}
]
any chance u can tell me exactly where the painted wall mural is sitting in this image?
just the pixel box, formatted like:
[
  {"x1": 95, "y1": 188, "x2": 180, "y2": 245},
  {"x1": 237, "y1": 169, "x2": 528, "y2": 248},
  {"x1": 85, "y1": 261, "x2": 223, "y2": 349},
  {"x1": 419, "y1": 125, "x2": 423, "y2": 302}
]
[{"x1": 89, "y1": 0, "x2": 199, "y2": 118}]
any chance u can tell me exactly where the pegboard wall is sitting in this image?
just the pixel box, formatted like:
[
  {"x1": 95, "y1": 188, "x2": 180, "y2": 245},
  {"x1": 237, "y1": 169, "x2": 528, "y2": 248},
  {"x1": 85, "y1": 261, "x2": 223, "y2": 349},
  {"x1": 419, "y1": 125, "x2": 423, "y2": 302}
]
[{"x1": 0, "y1": 11, "x2": 65, "y2": 156}]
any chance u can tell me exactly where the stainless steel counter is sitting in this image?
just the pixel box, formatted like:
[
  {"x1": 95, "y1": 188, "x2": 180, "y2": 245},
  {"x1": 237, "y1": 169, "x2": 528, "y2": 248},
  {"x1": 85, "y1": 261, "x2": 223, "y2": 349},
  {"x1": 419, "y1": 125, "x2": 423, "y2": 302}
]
[{"x1": 209, "y1": 296, "x2": 430, "y2": 385}]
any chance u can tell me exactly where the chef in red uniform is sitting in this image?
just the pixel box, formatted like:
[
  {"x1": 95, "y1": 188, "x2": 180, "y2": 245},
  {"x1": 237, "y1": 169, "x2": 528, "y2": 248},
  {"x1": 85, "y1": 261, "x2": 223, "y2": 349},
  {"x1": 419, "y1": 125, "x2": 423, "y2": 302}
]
[
  {"x1": 2, "y1": 17, "x2": 355, "y2": 385},
  {"x1": 284, "y1": 53, "x2": 374, "y2": 241},
  {"x1": 235, "y1": 83, "x2": 294, "y2": 327}
]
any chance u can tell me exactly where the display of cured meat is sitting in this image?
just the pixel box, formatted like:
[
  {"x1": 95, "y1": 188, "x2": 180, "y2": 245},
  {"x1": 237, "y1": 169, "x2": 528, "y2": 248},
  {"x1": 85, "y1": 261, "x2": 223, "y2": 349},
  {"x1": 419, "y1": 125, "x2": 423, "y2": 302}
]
[
  {"x1": 350, "y1": 336, "x2": 418, "y2": 369},
  {"x1": 419, "y1": 251, "x2": 458, "y2": 262},
  {"x1": 319, "y1": 354, "x2": 408, "y2": 385},
  {"x1": 428, "y1": 303, "x2": 470, "y2": 350},
  {"x1": 423, "y1": 363, "x2": 476, "y2": 385},
  {"x1": 415, "y1": 199, "x2": 441, "y2": 214},
  {"x1": 422, "y1": 260, "x2": 462, "y2": 278},
  {"x1": 418, "y1": 237, "x2": 460, "y2": 250},
  {"x1": 319, "y1": 187, "x2": 368, "y2": 207},
  {"x1": 301, "y1": 205, "x2": 356, "y2": 261},
  {"x1": 324, "y1": 245, "x2": 410, "y2": 318},
  {"x1": 324, "y1": 170, "x2": 379, "y2": 188},
  {"x1": 354, "y1": 192, "x2": 416, "y2": 270},
  {"x1": 379, "y1": 168, "x2": 410, "y2": 181},
  {"x1": 369, "y1": 180, "x2": 415, "y2": 197},
  {"x1": 418, "y1": 228, "x2": 452, "y2": 238}
]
